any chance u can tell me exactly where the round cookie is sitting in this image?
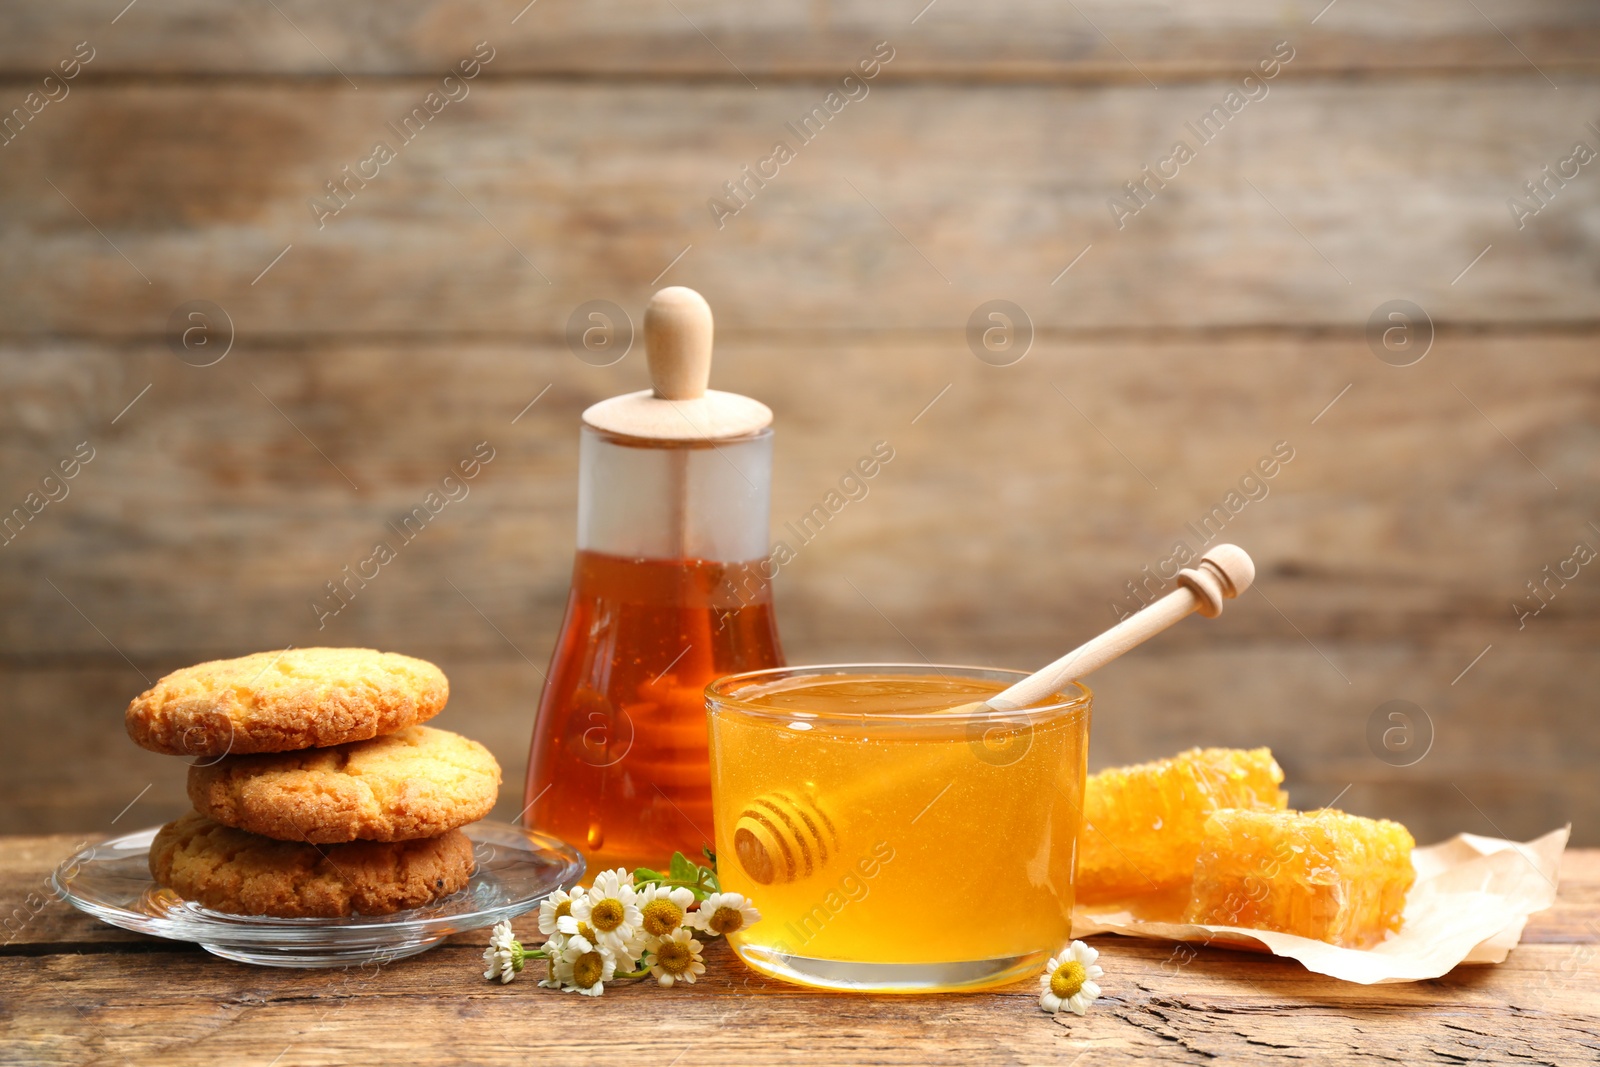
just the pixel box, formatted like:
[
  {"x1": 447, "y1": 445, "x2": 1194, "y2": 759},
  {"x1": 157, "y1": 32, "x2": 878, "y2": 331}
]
[
  {"x1": 150, "y1": 812, "x2": 476, "y2": 918},
  {"x1": 126, "y1": 648, "x2": 449, "y2": 757},
  {"x1": 188, "y1": 725, "x2": 502, "y2": 843}
]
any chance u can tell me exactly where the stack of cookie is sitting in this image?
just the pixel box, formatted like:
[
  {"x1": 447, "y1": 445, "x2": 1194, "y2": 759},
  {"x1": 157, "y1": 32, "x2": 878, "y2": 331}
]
[{"x1": 125, "y1": 648, "x2": 502, "y2": 918}]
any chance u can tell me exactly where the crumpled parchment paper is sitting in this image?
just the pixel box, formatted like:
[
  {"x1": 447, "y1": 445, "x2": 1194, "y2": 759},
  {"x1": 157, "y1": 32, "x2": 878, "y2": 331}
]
[{"x1": 1072, "y1": 825, "x2": 1569, "y2": 984}]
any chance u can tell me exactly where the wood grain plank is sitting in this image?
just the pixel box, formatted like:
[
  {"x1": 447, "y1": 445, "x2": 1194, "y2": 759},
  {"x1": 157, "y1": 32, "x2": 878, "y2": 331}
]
[
  {"x1": 0, "y1": 80, "x2": 1596, "y2": 333},
  {"x1": 2, "y1": 1, "x2": 1597, "y2": 79},
  {"x1": 1, "y1": 640, "x2": 1594, "y2": 848},
  {"x1": 2, "y1": 13, "x2": 1595, "y2": 1062},
  {"x1": 3, "y1": 939, "x2": 1596, "y2": 1066},
  {"x1": 7, "y1": 835, "x2": 1594, "y2": 948},
  {"x1": 6, "y1": 837, "x2": 1594, "y2": 1064},
  {"x1": 1, "y1": 333, "x2": 1594, "y2": 842},
  {"x1": 3, "y1": 334, "x2": 1594, "y2": 658}
]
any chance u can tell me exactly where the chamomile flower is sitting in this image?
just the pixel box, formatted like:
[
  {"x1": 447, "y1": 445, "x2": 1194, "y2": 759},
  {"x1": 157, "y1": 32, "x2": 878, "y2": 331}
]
[
  {"x1": 644, "y1": 928, "x2": 706, "y2": 987},
  {"x1": 690, "y1": 891, "x2": 761, "y2": 937},
  {"x1": 537, "y1": 934, "x2": 568, "y2": 989},
  {"x1": 558, "y1": 933, "x2": 617, "y2": 997},
  {"x1": 636, "y1": 883, "x2": 696, "y2": 940},
  {"x1": 473, "y1": 852, "x2": 763, "y2": 994},
  {"x1": 537, "y1": 886, "x2": 577, "y2": 937},
  {"x1": 1039, "y1": 941, "x2": 1104, "y2": 1016},
  {"x1": 562, "y1": 868, "x2": 644, "y2": 957},
  {"x1": 482, "y1": 920, "x2": 525, "y2": 984}
]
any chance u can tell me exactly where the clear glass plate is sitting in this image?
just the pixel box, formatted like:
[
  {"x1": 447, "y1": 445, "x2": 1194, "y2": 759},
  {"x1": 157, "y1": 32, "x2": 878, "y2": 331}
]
[{"x1": 53, "y1": 821, "x2": 585, "y2": 969}]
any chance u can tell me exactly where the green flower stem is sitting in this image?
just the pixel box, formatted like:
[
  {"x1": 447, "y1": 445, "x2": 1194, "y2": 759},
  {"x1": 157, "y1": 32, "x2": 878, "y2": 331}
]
[
  {"x1": 635, "y1": 878, "x2": 712, "y2": 901},
  {"x1": 619, "y1": 963, "x2": 651, "y2": 980},
  {"x1": 633, "y1": 852, "x2": 720, "y2": 899}
]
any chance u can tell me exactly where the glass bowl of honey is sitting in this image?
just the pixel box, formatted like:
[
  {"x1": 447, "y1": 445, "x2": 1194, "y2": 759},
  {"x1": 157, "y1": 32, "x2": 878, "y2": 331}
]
[{"x1": 706, "y1": 663, "x2": 1091, "y2": 993}]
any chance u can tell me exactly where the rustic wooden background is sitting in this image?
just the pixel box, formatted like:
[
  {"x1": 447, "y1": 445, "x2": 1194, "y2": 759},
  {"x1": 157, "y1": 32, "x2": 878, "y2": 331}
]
[{"x1": 1, "y1": 1, "x2": 1596, "y2": 849}]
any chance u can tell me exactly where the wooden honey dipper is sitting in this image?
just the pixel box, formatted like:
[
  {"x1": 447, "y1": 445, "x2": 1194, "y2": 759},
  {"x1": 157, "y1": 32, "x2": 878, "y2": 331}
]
[{"x1": 731, "y1": 544, "x2": 1255, "y2": 885}]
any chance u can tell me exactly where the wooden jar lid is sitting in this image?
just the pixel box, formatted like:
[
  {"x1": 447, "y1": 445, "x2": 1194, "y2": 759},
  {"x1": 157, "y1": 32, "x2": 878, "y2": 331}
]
[{"x1": 581, "y1": 287, "x2": 773, "y2": 441}]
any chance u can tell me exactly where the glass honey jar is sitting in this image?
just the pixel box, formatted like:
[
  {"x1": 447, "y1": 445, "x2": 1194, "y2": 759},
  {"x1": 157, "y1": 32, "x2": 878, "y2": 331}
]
[{"x1": 525, "y1": 287, "x2": 784, "y2": 872}]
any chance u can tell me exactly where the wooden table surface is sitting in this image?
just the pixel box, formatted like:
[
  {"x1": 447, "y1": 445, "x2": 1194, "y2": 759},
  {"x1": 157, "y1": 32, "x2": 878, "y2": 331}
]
[{"x1": 3, "y1": 835, "x2": 1596, "y2": 1066}]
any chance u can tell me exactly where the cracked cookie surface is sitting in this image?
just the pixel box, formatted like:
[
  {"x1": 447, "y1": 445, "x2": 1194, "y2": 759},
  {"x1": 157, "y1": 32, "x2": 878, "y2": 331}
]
[
  {"x1": 126, "y1": 648, "x2": 449, "y2": 757},
  {"x1": 188, "y1": 725, "x2": 502, "y2": 843},
  {"x1": 149, "y1": 811, "x2": 476, "y2": 917}
]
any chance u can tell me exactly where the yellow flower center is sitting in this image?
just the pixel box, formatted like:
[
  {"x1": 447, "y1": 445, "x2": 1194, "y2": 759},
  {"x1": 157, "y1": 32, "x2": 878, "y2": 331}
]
[
  {"x1": 655, "y1": 940, "x2": 692, "y2": 974},
  {"x1": 590, "y1": 898, "x2": 625, "y2": 932},
  {"x1": 572, "y1": 950, "x2": 606, "y2": 989},
  {"x1": 641, "y1": 898, "x2": 683, "y2": 937},
  {"x1": 1050, "y1": 960, "x2": 1087, "y2": 1000},
  {"x1": 553, "y1": 900, "x2": 572, "y2": 921},
  {"x1": 707, "y1": 905, "x2": 743, "y2": 935}
]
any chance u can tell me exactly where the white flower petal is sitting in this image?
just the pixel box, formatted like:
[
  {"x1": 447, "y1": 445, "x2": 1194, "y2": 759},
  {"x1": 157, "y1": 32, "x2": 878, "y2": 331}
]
[
  {"x1": 644, "y1": 926, "x2": 707, "y2": 986},
  {"x1": 689, "y1": 891, "x2": 762, "y2": 935},
  {"x1": 538, "y1": 888, "x2": 577, "y2": 936},
  {"x1": 1040, "y1": 941, "x2": 1106, "y2": 1017}
]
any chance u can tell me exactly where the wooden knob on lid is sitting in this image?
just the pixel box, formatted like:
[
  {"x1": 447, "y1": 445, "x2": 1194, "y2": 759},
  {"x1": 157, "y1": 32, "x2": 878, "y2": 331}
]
[
  {"x1": 645, "y1": 287, "x2": 712, "y2": 400},
  {"x1": 581, "y1": 286, "x2": 771, "y2": 441}
]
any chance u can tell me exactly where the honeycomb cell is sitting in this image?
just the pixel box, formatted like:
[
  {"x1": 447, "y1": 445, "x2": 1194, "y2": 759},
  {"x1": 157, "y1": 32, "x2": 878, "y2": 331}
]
[
  {"x1": 1184, "y1": 808, "x2": 1415, "y2": 948},
  {"x1": 1078, "y1": 747, "x2": 1288, "y2": 902}
]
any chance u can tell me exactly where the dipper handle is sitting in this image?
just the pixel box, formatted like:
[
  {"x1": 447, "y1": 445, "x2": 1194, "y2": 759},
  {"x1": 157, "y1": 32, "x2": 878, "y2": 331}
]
[
  {"x1": 645, "y1": 287, "x2": 713, "y2": 400},
  {"x1": 982, "y1": 544, "x2": 1256, "y2": 712}
]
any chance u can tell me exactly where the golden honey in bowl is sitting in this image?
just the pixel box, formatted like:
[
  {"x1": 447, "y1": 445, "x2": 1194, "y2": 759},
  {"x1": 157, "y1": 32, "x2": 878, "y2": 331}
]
[{"x1": 706, "y1": 664, "x2": 1090, "y2": 993}]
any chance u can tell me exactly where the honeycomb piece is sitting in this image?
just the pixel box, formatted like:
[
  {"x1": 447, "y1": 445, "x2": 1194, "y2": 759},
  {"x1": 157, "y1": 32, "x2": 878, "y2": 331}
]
[
  {"x1": 1183, "y1": 808, "x2": 1416, "y2": 948},
  {"x1": 1077, "y1": 747, "x2": 1287, "y2": 902}
]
